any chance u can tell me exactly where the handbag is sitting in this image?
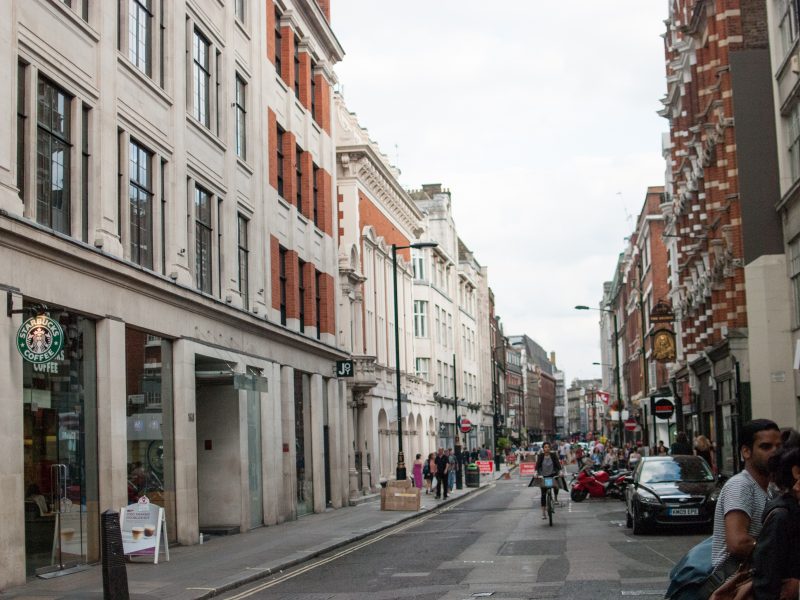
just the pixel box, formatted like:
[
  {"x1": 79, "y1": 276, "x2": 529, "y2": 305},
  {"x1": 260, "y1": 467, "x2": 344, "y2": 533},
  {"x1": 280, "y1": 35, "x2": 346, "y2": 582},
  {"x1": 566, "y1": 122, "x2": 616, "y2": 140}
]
[
  {"x1": 431, "y1": 476, "x2": 438, "y2": 489},
  {"x1": 708, "y1": 562, "x2": 753, "y2": 600}
]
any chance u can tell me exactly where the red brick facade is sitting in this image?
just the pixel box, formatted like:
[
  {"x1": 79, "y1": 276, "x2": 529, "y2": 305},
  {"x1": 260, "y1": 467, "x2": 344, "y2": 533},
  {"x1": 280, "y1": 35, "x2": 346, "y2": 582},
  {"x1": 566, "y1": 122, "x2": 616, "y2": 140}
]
[
  {"x1": 357, "y1": 191, "x2": 410, "y2": 259},
  {"x1": 280, "y1": 26, "x2": 294, "y2": 90},
  {"x1": 318, "y1": 272, "x2": 335, "y2": 335},
  {"x1": 298, "y1": 51, "x2": 312, "y2": 110},
  {"x1": 282, "y1": 130, "x2": 297, "y2": 205},
  {"x1": 313, "y1": 73, "x2": 331, "y2": 134}
]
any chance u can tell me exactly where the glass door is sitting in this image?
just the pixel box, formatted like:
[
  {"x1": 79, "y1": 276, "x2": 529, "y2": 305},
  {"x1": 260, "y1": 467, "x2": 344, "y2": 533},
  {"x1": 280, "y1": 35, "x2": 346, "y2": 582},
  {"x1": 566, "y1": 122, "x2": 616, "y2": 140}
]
[{"x1": 23, "y1": 311, "x2": 98, "y2": 577}]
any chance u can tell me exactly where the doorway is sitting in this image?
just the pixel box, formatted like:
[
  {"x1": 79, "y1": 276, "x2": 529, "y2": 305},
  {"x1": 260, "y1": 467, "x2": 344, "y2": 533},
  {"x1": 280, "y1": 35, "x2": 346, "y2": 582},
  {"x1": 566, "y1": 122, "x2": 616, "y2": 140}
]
[{"x1": 22, "y1": 311, "x2": 98, "y2": 577}]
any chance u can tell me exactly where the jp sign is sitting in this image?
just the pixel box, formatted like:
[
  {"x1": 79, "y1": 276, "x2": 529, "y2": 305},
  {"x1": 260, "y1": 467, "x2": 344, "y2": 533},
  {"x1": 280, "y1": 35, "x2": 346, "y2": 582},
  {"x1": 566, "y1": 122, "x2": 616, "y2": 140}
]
[
  {"x1": 335, "y1": 360, "x2": 355, "y2": 377},
  {"x1": 16, "y1": 315, "x2": 64, "y2": 364}
]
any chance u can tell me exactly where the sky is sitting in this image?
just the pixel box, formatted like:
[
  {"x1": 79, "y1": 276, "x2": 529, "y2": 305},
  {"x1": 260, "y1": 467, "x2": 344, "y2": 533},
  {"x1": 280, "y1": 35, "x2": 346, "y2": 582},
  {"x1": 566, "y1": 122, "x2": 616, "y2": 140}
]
[{"x1": 330, "y1": 1, "x2": 669, "y2": 383}]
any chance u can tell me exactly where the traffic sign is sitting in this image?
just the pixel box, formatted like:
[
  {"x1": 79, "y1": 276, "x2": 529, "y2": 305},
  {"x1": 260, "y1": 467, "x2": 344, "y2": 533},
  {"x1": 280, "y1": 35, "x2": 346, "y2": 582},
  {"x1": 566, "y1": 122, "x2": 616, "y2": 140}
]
[
  {"x1": 624, "y1": 418, "x2": 637, "y2": 431},
  {"x1": 460, "y1": 418, "x2": 472, "y2": 434},
  {"x1": 653, "y1": 397, "x2": 675, "y2": 420}
]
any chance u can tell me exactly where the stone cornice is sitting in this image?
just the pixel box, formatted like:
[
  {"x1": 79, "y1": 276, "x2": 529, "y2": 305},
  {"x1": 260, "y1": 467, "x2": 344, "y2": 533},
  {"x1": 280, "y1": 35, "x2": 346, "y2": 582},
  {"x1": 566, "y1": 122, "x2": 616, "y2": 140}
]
[{"x1": 293, "y1": 2, "x2": 344, "y2": 63}]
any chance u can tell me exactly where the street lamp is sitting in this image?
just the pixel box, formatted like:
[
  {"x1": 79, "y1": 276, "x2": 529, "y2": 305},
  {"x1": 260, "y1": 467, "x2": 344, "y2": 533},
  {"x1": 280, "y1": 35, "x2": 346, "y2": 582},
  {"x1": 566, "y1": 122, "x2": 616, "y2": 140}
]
[
  {"x1": 393, "y1": 241, "x2": 438, "y2": 480},
  {"x1": 576, "y1": 305, "x2": 625, "y2": 445}
]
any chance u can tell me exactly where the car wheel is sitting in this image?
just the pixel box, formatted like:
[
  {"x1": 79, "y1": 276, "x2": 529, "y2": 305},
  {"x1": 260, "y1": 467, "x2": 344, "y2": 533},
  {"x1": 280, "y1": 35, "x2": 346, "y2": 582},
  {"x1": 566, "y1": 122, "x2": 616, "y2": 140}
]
[{"x1": 632, "y1": 506, "x2": 647, "y2": 535}]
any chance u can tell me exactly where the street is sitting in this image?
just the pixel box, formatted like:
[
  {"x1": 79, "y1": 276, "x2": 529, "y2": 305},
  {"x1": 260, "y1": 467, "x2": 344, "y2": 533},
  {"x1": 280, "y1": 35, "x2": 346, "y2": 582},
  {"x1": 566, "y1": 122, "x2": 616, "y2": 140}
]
[{"x1": 219, "y1": 475, "x2": 705, "y2": 600}]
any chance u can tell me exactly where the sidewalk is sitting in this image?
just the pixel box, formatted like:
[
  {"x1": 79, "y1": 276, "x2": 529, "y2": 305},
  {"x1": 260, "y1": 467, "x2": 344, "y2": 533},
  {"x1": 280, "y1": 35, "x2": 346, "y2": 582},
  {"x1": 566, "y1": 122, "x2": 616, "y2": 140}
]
[{"x1": 2, "y1": 465, "x2": 513, "y2": 600}]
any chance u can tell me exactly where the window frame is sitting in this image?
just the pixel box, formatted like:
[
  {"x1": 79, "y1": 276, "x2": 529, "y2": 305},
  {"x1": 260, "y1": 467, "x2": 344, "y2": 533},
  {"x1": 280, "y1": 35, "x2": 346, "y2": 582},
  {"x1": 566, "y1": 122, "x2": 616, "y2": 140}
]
[
  {"x1": 315, "y1": 270, "x2": 321, "y2": 339},
  {"x1": 298, "y1": 259, "x2": 306, "y2": 333},
  {"x1": 194, "y1": 185, "x2": 213, "y2": 294},
  {"x1": 36, "y1": 76, "x2": 72, "y2": 235},
  {"x1": 234, "y1": 74, "x2": 247, "y2": 160},
  {"x1": 276, "y1": 126, "x2": 285, "y2": 199},
  {"x1": 129, "y1": 0, "x2": 153, "y2": 76},
  {"x1": 128, "y1": 138, "x2": 154, "y2": 269},
  {"x1": 192, "y1": 28, "x2": 211, "y2": 128},
  {"x1": 279, "y1": 246, "x2": 288, "y2": 325},
  {"x1": 238, "y1": 214, "x2": 249, "y2": 310},
  {"x1": 274, "y1": 8, "x2": 283, "y2": 80},
  {"x1": 312, "y1": 163, "x2": 319, "y2": 226},
  {"x1": 293, "y1": 35, "x2": 300, "y2": 98},
  {"x1": 413, "y1": 300, "x2": 427, "y2": 337},
  {"x1": 295, "y1": 144, "x2": 302, "y2": 208}
]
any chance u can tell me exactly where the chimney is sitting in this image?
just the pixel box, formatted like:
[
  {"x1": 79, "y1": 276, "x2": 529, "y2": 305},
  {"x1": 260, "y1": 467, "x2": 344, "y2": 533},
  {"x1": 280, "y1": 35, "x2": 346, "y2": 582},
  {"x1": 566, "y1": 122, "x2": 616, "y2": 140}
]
[
  {"x1": 421, "y1": 183, "x2": 442, "y2": 195},
  {"x1": 317, "y1": 0, "x2": 330, "y2": 21}
]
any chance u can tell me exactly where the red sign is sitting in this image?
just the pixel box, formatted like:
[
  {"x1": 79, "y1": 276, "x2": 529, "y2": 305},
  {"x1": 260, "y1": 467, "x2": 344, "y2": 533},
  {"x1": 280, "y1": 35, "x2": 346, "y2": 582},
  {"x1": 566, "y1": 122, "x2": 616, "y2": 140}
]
[
  {"x1": 519, "y1": 463, "x2": 536, "y2": 476},
  {"x1": 624, "y1": 418, "x2": 637, "y2": 431},
  {"x1": 597, "y1": 390, "x2": 610, "y2": 405},
  {"x1": 476, "y1": 460, "x2": 493, "y2": 474},
  {"x1": 459, "y1": 418, "x2": 472, "y2": 434}
]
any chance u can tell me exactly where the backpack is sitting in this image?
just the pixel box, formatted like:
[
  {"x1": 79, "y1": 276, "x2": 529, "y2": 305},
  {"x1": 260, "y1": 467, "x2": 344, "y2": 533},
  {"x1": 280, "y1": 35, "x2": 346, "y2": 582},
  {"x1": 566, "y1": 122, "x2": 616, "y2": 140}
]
[
  {"x1": 423, "y1": 462, "x2": 430, "y2": 477},
  {"x1": 665, "y1": 536, "x2": 713, "y2": 599}
]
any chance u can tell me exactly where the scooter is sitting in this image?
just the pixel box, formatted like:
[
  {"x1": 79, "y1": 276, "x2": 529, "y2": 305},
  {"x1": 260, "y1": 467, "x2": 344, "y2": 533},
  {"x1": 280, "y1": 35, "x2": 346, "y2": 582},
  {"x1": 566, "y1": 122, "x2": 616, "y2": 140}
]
[{"x1": 569, "y1": 465, "x2": 629, "y2": 502}]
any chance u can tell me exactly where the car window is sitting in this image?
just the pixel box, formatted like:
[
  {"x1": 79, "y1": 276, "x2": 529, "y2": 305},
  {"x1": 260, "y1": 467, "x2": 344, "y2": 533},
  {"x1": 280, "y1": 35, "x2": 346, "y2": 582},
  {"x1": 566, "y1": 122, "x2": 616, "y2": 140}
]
[{"x1": 638, "y1": 459, "x2": 714, "y2": 484}]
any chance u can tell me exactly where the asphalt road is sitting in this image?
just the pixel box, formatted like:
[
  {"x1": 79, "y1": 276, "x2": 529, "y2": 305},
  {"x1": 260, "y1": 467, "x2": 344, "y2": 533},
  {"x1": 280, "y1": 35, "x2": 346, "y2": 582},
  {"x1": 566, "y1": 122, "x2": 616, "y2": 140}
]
[{"x1": 219, "y1": 476, "x2": 706, "y2": 599}]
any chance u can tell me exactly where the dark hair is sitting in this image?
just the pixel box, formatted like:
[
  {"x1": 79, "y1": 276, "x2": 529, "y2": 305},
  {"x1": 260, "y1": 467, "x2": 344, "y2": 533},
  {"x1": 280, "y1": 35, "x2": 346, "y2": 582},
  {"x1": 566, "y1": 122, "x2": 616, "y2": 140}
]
[
  {"x1": 781, "y1": 428, "x2": 800, "y2": 450},
  {"x1": 739, "y1": 419, "x2": 780, "y2": 451},
  {"x1": 676, "y1": 431, "x2": 688, "y2": 444},
  {"x1": 768, "y1": 447, "x2": 800, "y2": 490}
]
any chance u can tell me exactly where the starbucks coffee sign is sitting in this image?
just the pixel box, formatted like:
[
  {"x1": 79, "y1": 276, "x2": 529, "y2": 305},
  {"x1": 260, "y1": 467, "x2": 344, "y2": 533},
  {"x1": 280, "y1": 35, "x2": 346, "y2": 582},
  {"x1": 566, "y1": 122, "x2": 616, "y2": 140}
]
[{"x1": 16, "y1": 315, "x2": 64, "y2": 364}]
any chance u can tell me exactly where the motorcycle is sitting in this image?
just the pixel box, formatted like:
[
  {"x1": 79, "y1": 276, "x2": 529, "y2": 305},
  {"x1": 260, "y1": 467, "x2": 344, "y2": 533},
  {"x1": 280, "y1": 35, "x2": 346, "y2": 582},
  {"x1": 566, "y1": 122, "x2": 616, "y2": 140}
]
[{"x1": 569, "y1": 465, "x2": 630, "y2": 502}]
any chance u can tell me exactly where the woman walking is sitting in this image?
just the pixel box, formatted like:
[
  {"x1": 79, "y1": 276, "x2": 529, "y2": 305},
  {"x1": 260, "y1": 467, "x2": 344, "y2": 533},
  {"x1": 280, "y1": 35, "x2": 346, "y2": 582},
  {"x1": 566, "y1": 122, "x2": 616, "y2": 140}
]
[
  {"x1": 693, "y1": 435, "x2": 715, "y2": 472},
  {"x1": 424, "y1": 452, "x2": 435, "y2": 495},
  {"x1": 412, "y1": 453, "x2": 424, "y2": 490}
]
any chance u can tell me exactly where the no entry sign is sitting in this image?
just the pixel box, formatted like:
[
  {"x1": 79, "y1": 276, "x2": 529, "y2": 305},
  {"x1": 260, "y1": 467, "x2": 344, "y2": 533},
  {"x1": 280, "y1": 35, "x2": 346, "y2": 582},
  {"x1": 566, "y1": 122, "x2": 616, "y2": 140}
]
[
  {"x1": 624, "y1": 418, "x2": 638, "y2": 431},
  {"x1": 460, "y1": 418, "x2": 472, "y2": 433}
]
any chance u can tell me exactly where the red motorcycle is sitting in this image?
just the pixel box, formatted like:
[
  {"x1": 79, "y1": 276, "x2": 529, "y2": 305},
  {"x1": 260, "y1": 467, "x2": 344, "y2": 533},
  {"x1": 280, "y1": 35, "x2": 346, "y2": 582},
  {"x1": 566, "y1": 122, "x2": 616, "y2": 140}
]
[{"x1": 570, "y1": 465, "x2": 629, "y2": 502}]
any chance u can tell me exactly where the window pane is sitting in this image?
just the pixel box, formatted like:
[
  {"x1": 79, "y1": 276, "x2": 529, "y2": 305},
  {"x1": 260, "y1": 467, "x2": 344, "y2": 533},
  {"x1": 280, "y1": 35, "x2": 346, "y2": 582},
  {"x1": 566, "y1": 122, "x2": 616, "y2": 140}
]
[
  {"x1": 36, "y1": 78, "x2": 71, "y2": 234},
  {"x1": 129, "y1": 140, "x2": 153, "y2": 269}
]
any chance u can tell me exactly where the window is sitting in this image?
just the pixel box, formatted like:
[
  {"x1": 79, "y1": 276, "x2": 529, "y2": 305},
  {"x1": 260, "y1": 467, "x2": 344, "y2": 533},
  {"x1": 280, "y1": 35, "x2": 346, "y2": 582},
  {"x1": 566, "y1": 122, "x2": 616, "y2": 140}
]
[
  {"x1": 315, "y1": 270, "x2": 321, "y2": 339},
  {"x1": 192, "y1": 29, "x2": 210, "y2": 127},
  {"x1": 194, "y1": 186, "x2": 212, "y2": 293},
  {"x1": 413, "y1": 300, "x2": 427, "y2": 337},
  {"x1": 160, "y1": 159, "x2": 167, "y2": 275},
  {"x1": 778, "y1": 0, "x2": 800, "y2": 57},
  {"x1": 412, "y1": 251, "x2": 425, "y2": 280},
  {"x1": 448, "y1": 313, "x2": 453, "y2": 348},
  {"x1": 415, "y1": 358, "x2": 430, "y2": 382},
  {"x1": 129, "y1": 0, "x2": 153, "y2": 76},
  {"x1": 437, "y1": 361, "x2": 443, "y2": 394},
  {"x1": 298, "y1": 259, "x2": 306, "y2": 333},
  {"x1": 81, "y1": 106, "x2": 90, "y2": 243},
  {"x1": 312, "y1": 164, "x2": 319, "y2": 226},
  {"x1": 37, "y1": 78, "x2": 72, "y2": 234},
  {"x1": 238, "y1": 215, "x2": 249, "y2": 309},
  {"x1": 310, "y1": 65, "x2": 317, "y2": 121},
  {"x1": 17, "y1": 62, "x2": 26, "y2": 201},
  {"x1": 279, "y1": 246, "x2": 287, "y2": 325},
  {"x1": 789, "y1": 102, "x2": 800, "y2": 184},
  {"x1": 791, "y1": 238, "x2": 800, "y2": 326},
  {"x1": 129, "y1": 140, "x2": 153, "y2": 268},
  {"x1": 276, "y1": 126, "x2": 285, "y2": 198},
  {"x1": 296, "y1": 145, "x2": 302, "y2": 207},
  {"x1": 293, "y1": 35, "x2": 300, "y2": 98},
  {"x1": 62, "y1": 0, "x2": 89, "y2": 21},
  {"x1": 435, "y1": 306, "x2": 441, "y2": 344},
  {"x1": 235, "y1": 75, "x2": 246, "y2": 159},
  {"x1": 234, "y1": 0, "x2": 244, "y2": 23},
  {"x1": 274, "y1": 8, "x2": 282, "y2": 79}
]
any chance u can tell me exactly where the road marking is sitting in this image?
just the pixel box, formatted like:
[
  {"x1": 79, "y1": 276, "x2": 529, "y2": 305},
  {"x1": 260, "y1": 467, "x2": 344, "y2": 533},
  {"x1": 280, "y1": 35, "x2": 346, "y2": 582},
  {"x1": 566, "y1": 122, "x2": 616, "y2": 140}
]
[
  {"x1": 221, "y1": 487, "x2": 491, "y2": 599},
  {"x1": 391, "y1": 572, "x2": 430, "y2": 577},
  {"x1": 621, "y1": 591, "x2": 666, "y2": 597}
]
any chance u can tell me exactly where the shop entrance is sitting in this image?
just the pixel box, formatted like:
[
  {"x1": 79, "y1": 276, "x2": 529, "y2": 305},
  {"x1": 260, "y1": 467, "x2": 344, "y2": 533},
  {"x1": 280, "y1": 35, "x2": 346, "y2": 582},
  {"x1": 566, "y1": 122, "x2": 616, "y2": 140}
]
[{"x1": 22, "y1": 311, "x2": 98, "y2": 577}]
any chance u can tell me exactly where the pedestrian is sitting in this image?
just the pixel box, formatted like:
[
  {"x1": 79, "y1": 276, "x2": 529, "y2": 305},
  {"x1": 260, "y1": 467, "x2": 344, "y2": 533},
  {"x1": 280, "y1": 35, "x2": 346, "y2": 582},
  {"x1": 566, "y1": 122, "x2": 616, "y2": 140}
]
[
  {"x1": 412, "y1": 453, "x2": 424, "y2": 490},
  {"x1": 628, "y1": 446, "x2": 642, "y2": 471},
  {"x1": 425, "y1": 452, "x2": 436, "y2": 494},
  {"x1": 532, "y1": 441, "x2": 562, "y2": 519},
  {"x1": 479, "y1": 445, "x2": 488, "y2": 460},
  {"x1": 670, "y1": 431, "x2": 693, "y2": 455},
  {"x1": 434, "y1": 448, "x2": 450, "y2": 499},
  {"x1": 751, "y1": 443, "x2": 800, "y2": 599},
  {"x1": 706, "y1": 420, "x2": 781, "y2": 593},
  {"x1": 656, "y1": 440, "x2": 668, "y2": 456},
  {"x1": 447, "y1": 448, "x2": 457, "y2": 492},
  {"x1": 694, "y1": 434, "x2": 715, "y2": 472}
]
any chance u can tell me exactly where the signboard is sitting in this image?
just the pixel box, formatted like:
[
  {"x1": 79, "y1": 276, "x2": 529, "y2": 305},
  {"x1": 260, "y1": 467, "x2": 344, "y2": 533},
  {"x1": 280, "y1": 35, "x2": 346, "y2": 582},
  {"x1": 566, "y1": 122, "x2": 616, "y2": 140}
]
[
  {"x1": 652, "y1": 329, "x2": 676, "y2": 362},
  {"x1": 624, "y1": 418, "x2": 638, "y2": 431},
  {"x1": 476, "y1": 460, "x2": 494, "y2": 474},
  {"x1": 459, "y1": 418, "x2": 472, "y2": 433},
  {"x1": 597, "y1": 390, "x2": 610, "y2": 405},
  {"x1": 519, "y1": 462, "x2": 536, "y2": 476},
  {"x1": 120, "y1": 497, "x2": 169, "y2": 564},
  {"x1": 335, "y1": 360, "x2": 355, "y2": 377},
  {"x1": 649, "y1": 300, "x2": 675, "y2": 324},
  {"x1": 653, "y1": 397, "x2": 675, "y2": 420},
  {"x1": 16, "y1": 314, "x2": 64, "y2": 364}
]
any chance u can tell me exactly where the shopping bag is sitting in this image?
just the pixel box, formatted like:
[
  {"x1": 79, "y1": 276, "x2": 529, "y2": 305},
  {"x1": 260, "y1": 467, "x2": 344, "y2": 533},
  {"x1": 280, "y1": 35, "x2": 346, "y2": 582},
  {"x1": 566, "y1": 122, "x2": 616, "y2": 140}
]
[{"x1": 431, "y1": 476, "x2": 438, "y2": 489}]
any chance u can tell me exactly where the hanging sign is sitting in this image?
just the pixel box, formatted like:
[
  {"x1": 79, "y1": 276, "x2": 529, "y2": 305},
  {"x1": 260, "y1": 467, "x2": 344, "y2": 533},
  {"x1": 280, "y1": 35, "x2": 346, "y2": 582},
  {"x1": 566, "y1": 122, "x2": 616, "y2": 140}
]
[
  {"x1": 653, "y1": 397, "x2": 675, "y2": 420},
  {"x1": 120, "y1": 496, "x2": 170, "y2": 564},
  {"x1": 649, "y1": 300, "x2": 675, "y2": 324},
  {"x1": 16, "y1": 314, "x2": 64, "y2": 364},
  {"x1": 652, "y1": 329, "x2": 676, "y2": 362}
]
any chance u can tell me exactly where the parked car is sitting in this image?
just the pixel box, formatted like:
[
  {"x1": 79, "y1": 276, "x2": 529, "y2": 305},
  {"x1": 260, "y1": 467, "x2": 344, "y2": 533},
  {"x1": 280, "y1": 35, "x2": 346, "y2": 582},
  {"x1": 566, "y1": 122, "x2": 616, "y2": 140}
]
[{"x1": 624, "y1": 455, "x2": 721, "y2": 535}]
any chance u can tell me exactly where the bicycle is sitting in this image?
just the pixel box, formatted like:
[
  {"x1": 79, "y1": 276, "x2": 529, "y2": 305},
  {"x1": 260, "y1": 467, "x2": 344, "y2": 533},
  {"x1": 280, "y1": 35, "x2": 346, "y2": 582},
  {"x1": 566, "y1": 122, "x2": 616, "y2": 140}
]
[{"x1": 534, "y1": 475, "x2": 557, "y2": 526}]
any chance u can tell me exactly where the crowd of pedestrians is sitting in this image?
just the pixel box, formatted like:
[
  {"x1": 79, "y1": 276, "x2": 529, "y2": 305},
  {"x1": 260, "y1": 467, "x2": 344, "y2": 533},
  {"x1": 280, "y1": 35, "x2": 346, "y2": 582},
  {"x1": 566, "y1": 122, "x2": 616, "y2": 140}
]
[{"x1": 411, "y1": 445, "x2": 494, "y2": 500}]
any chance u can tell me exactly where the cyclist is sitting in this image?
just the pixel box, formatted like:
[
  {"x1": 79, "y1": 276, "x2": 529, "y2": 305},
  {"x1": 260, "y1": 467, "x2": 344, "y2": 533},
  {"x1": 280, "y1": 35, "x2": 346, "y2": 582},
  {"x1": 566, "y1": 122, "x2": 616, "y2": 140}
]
[{"x1": 532, "y1": 442, "x2": 562, "y2": 520}]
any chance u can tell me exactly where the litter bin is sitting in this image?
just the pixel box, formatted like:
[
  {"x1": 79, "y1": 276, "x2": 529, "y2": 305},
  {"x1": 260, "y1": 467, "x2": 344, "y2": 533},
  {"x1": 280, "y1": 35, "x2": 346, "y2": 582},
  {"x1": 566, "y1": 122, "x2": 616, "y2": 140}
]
[{"x1": 465, "y1": 464, "x2": 480, "y2": 488}]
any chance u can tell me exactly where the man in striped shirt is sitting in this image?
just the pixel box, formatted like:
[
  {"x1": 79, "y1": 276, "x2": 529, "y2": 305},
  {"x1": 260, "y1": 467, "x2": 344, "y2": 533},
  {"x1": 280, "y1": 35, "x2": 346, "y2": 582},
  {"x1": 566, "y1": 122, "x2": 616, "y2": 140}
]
[{"x1": 711, "y1": 419, "x2": 782, "y2": 576}]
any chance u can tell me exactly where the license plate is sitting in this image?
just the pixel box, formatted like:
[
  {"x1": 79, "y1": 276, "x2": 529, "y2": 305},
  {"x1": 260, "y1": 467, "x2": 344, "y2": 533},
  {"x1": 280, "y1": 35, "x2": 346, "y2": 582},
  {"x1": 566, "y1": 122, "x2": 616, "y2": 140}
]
[{"x1": 669, "y1": 508, "x2": 699, "y2": 516}]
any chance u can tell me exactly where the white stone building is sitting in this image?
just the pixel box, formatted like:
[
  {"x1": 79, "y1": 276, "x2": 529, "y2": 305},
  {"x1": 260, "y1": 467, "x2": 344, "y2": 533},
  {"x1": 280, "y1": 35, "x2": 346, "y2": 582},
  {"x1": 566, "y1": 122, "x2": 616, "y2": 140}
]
[{"x1": 0, "y1": 0, "x2": 349, "y2": 587}]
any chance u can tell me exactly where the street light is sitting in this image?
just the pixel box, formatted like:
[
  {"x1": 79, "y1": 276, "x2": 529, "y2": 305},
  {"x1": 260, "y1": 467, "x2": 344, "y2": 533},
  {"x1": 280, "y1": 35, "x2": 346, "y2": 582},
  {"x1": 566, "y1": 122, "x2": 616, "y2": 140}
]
[
  {"x1": 393, "y1": 241, "x2": 438, "y2": 480},
  {"x1": 575, "y1": 305, "x2": 625, "y2": 445}
]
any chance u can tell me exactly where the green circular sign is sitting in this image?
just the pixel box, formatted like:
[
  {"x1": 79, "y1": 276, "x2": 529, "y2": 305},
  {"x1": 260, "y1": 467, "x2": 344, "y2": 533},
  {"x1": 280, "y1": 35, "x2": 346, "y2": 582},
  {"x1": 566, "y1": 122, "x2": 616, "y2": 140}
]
[{"x1": 16, "y1": 315, "x2": 64, "y2": 364}]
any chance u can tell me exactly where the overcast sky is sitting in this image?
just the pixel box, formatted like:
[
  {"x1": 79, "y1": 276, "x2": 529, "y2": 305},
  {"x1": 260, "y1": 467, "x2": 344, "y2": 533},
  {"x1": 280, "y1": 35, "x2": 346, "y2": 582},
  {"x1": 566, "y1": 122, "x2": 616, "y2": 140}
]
[{"x1": 331, "y1": 2, "x2": 669, "y2": 384}]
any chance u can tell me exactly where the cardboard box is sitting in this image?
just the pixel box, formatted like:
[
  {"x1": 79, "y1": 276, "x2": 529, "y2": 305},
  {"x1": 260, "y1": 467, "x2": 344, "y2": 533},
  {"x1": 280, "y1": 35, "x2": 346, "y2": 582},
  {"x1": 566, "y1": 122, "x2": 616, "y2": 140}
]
[{"x1": 380, "y1": 480, "x2": 421, "y2": 511}]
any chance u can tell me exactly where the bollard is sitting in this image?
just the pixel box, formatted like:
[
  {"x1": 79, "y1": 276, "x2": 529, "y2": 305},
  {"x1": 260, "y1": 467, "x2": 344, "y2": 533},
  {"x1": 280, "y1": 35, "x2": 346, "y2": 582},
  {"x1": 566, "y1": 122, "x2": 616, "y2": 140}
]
[{"x1": 101, "y1": 509, "x2": 130, "y2": 600}]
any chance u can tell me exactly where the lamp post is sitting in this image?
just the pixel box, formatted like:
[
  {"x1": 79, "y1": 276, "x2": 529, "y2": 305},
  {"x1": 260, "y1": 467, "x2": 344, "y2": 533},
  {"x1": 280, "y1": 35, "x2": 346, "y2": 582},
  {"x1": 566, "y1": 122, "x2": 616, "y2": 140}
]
[
  {"x1": 392, "y1": 241, "x2": 438, "y2": 480},
  {"x1": 576, "y1": 305, "x2": 624, "y2": 445}
]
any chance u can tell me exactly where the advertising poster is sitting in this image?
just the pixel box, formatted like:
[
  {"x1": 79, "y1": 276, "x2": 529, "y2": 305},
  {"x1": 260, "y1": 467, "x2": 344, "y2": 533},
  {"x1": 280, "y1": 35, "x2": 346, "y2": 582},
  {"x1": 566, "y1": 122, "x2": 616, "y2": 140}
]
[{"x1": 120, "y1": 497, "x2": 168, "y2": 563}]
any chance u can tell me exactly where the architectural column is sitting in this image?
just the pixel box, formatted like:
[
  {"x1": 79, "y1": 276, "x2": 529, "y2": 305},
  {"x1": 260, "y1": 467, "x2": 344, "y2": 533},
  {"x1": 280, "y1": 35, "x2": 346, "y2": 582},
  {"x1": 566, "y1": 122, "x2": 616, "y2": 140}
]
[
  {"x1": 280, "y1": 365, "x2": 297, "y2": 521},
  {"x1": 0, "y1": 289, "x2": 24, "y2": 589},
  {"x1": 310, "y1": 374, "x2": 326, "y2": 513},
  {"x1": 362, "y1": 402, "x2": 377, "y2": 489},
  {"x1": 95, "y1": 318, "x2": 127, "y2": 515},
  {"x1": 325, "y1": 378, "x2": 341, "y2": 508},
  {"x1": 338, "y1": 379, "x2": 349, "y2": 507},
  {"x1": 172, "y1": 340, "x2": 199, "y2": 545},
  {"x1": 347, "y1": 391, "x2": 359, "y2": 499},
  {"x1": 261, "y1": 362, "x2": 281, "y2": 525}
]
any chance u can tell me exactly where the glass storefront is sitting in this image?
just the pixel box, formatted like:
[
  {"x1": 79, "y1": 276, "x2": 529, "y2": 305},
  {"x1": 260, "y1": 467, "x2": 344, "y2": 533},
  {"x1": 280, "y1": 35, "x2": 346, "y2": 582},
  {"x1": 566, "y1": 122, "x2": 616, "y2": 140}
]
[
  {"x1": 125, "y1": 328, "x2": 176, "y2": 541},
  {"x1": 22, "y1": 310, "x2": 98, "y2": 576}
]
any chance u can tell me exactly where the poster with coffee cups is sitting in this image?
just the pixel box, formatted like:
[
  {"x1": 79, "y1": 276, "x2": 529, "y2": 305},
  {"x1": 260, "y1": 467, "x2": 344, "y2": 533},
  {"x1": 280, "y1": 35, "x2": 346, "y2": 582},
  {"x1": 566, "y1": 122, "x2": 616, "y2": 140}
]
[{"x1": 120, "y1": 496, "x2": 169, "y2": 563}]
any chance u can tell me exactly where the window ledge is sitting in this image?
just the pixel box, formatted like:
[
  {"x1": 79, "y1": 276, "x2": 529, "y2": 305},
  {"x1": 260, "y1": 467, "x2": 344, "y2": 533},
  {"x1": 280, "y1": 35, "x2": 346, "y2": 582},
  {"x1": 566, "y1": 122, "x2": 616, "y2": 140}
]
[
  {"x1": 185, "y1": 115, "x2": 227, "y2": 153},
  {"x1": 236, "y1": 156, "x2": 254, "y2": 176},
  {"x1": 117, "y1": 53, "x2": 173, "y2": 106},
  {"x1": 235, "y1": 18, "x2": 251, "y2": 41},
  {"x1": 49, "y1": 0, "x2": 100, "y2": 42}
]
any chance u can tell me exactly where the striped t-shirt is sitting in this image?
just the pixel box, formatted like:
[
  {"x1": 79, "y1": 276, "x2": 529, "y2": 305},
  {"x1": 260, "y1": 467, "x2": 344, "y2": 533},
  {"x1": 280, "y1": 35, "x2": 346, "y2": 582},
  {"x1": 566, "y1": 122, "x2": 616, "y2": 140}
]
[{"x1": 711, "y1": 469, "x2": 768, "y2": 569}]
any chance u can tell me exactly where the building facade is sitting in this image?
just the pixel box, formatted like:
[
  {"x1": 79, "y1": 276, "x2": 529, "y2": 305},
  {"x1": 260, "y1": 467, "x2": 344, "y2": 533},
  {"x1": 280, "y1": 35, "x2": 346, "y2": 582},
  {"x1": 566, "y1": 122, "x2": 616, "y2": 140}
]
[{"x1": 2, "y1": 0, "x2": 347, "y2": 586}]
